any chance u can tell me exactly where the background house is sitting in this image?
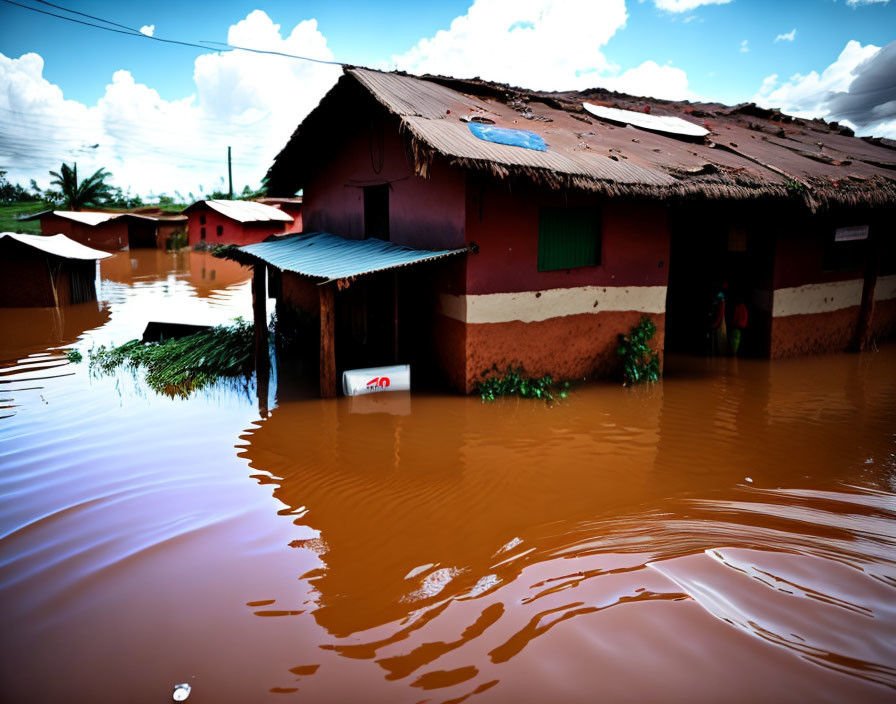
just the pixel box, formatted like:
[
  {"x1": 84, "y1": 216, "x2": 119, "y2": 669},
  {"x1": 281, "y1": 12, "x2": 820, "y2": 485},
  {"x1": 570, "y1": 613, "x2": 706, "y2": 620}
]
[
  {"x1": 182, "y1": 199, "x2": 295, "y2": 247},
  {"x1": 0, "y1": 232, "x2": 111, "y2": 307},
  {"x1": 253, "y1": 68, "x2": 896, "y2": 395},
  {"x1": 20, "y1": 210, "x2": 184, "y2": 251}
]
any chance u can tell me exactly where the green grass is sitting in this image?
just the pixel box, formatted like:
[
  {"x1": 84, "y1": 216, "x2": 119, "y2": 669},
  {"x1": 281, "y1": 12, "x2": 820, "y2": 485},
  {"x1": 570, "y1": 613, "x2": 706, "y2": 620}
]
[
  {"x1": 89, "y1": 319, "x2": 254, "y2": 397},
  {"x1": 0, "y1": 202, "x2": 49, "y2": 234}
]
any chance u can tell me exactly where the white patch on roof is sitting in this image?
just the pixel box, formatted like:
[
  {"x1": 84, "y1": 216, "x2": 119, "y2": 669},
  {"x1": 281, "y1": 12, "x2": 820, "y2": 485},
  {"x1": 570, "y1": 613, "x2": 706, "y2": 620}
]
[
  {"x1": 52, "y1": 211, "x2": 124, "y2": 226},
  {"x1": 0, "y1": 232, "x2": 113, "y2": 260},
  {"x1": 583, "y1": 103, "x2": 709, "y2": 138},
  {"x1": 202, "y1": 199, "x2": 293, "y2": 223}
]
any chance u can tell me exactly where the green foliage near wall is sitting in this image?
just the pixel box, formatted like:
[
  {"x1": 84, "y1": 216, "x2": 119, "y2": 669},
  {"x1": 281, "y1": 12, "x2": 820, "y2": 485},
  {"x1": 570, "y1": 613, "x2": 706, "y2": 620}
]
[
  {"x1": 477, "y1": 366, "x2": 570, "y2": 402},
  {"x1": 618, "y1": 316, "x2": 661, "y2": 386}
]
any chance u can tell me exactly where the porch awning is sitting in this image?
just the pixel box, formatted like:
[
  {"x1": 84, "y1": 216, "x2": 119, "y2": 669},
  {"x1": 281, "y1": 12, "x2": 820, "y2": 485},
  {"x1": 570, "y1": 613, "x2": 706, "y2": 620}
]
[{"x1": 234, "y1": 232, "x2": 467, "y2": 283}]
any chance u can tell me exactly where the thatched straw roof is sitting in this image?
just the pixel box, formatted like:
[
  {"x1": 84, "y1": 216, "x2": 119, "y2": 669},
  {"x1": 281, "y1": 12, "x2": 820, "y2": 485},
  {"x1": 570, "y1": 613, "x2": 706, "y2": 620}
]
[{"x1": 266, "y1": 67, "x2": 896, "y2": 212}]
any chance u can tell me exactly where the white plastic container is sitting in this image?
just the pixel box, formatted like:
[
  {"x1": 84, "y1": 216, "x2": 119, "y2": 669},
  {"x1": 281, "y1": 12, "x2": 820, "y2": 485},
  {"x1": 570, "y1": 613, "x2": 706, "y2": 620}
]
[{"x1": 342, "y1": 364, "x2": 410, "y2": 396}]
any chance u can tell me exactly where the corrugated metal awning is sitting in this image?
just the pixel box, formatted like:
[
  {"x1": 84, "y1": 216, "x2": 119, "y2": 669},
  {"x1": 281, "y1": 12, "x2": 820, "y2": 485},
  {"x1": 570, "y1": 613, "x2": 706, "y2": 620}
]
[
  {"x1": 237, "y1": 232, "x2": 467, "y2": 283},
  {"x1": 0, "y1": 232, "x2": 113, "y2": 260}
]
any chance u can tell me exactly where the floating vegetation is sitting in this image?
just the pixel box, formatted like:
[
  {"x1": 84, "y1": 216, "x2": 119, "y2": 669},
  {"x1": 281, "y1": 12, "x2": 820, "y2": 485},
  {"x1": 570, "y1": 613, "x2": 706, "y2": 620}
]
[
  {"x1": 618, "y1": 316, "x2": 661, "y2": 386},
  {"x1": 66, "y1": 350, "x2": 83, "y2": 363},
  {"x1": 477, "y1": 366, "x2": 569, "y2": 403},
  {"x1": 90, "y1": 319, "x2": 254, "y2": 397}
]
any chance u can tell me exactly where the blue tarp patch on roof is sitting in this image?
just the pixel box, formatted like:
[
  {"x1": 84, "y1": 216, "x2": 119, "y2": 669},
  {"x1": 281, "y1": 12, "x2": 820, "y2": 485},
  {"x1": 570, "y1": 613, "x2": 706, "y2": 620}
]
[
  {"x1": 467, "y1": 123, "x2": 546, "y2": 151},
  {"x1": 238, "y1": 232, "x2": 467, "y2": 282}
]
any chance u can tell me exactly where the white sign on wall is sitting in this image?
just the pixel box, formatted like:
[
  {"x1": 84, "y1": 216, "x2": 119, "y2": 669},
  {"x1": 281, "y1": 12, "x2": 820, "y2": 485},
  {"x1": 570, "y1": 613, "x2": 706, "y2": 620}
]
[{"x1": 834, "y1": 225, "x2": 869, "y2": 242}]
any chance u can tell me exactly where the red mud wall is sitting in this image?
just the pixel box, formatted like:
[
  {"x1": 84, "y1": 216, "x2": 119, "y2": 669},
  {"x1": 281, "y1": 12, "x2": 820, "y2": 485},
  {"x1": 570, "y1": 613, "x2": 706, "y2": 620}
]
[
  {"x1": 769, "y1": 211, "x2": 890, "y2": 358},
  {"x1": 449, "y1": 182, "x2": 670, "y2": 392},
  {"x1": 302, "y1": 115, "x2": 466, "y2": 251},
  {"x1": 186, "y1": 208, "x2": 290, "y2": 248},
  {"x1": 40, "y1": 215, "x2": 128, "y2": 251}
]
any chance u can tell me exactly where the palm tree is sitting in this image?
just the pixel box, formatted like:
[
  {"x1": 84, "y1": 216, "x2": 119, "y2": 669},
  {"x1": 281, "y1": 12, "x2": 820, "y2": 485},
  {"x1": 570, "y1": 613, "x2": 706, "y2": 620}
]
[{"x1": 48, "y1": 162, "x2": 113, "y2": 211}]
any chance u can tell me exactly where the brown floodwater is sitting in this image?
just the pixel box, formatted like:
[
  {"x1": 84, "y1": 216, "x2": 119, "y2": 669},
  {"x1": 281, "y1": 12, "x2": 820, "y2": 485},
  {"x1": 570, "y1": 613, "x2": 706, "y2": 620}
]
[{"x1": 1, "y1": 249, "x2": 895, "y2": 703}]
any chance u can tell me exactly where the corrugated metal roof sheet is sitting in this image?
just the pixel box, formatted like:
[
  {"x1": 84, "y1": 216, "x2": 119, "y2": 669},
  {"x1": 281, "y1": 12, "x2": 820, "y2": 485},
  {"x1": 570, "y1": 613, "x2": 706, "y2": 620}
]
[
  {"x1": 238, "y1": 232, "x2": 466, "y2": 282},
  {"x1": 201, "y1": 199, "x2": 294, "y2": 223},
  {"x1": 351, "y1": 69, "x2": 491, "y2": 118},
  {"x1": 403, "y1": 116, "x2": 675, "y2": 186},
  {"x1": 0, "y1": 232, "x2": 113, "y2": 260}
]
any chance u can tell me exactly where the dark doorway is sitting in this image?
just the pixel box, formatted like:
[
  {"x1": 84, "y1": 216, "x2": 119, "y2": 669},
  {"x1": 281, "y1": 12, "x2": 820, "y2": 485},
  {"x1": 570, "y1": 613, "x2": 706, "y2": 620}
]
[
  {"x1": 664, "y1": 206, "x2": 774, "y2": 358},
  {"x1": 364, "y1": 184, "x2": 390, "y2": 240},
  {"x1": 127, "y1": 220, "x2": 157, "y2": 248}
]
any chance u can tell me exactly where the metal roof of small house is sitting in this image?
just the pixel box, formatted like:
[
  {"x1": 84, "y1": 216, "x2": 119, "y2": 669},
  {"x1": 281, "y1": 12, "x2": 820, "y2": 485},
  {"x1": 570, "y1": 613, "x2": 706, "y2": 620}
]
[
  {"x1": 0, "y1": 232, "x2": 113, "y2": 260},
  {"x1": 230, "y1": 232, "x2": 466, "y2": 283},
  {"x1": 267, "y1": 67, "x2": 896, "y2": 211},
  {"x1": 18, "y1": 210, "x2": 159, "y2": 225},
  {"x1": 183, "y1": 199, "x2": 293, "y2": 224}
]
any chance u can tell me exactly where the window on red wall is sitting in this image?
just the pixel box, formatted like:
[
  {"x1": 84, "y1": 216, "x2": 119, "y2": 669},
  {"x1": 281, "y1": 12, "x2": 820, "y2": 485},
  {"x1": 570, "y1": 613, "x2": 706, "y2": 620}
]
[
  {"x1": 537, "y1": 207, "x2": 601, "y2": 271},
  {"x1": 200, "y1": 227, "x2": 206, "y2": 240},
  {"x1": 216, "y1": 225, "x2": 223, "y2": 236},
  {"x1": 199, "y1": 215, "x2": 206, "y2": 225}
]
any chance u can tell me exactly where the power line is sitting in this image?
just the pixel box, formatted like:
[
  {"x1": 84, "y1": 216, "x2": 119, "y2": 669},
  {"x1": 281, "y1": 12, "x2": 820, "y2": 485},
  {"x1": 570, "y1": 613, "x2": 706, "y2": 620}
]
[{"x1": 2, "y1": 0, "x2": 349, "y2": 67}]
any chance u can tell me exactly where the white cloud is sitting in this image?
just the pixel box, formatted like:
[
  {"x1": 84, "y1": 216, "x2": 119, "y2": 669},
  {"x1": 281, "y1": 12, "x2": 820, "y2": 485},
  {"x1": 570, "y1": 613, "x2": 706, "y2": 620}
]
[
  {"x1": 846, "y1": 0, "x2": 890, "y2": 6},
  {"x1": 754, "y1": 40, "x2": 896, "y2": 138},
  {"x1": 653, "y1": 0, "x2": 732, "y2": 12},
  {"x1": 0, "y1": 11, "x2": 341, "y2": 198},
  {"x1": 740, "y1": 39, "x2": 749, "y2": 53},
  {"x1": 775, "y1": 29, "x2": 796, "y2": 43},
  {"x1": 390, "y1": 0, "x2": 695, "y2": 99},
  {"x1": 391, "y1": 0, "x2": 627, "y2": 91},
  {"x1": 139, "y1": 25, "x2": 154, "y2": 37}
]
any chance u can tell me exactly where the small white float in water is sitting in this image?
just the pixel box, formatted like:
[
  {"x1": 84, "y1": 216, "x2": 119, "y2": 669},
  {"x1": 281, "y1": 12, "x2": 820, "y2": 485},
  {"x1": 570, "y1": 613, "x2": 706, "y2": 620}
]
[
  {"x1": 173, "y1": 683, "x2": 191, "y2": 701},
  {"x1": 342, "y1": 364, "x2": 410, "y2": 396}
]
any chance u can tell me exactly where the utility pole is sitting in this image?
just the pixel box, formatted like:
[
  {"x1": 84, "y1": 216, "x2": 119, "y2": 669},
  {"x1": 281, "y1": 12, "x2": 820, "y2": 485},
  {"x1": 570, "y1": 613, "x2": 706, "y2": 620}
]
[{"x1": 227, "y1": 146, "x2": 233, "y2": 199}]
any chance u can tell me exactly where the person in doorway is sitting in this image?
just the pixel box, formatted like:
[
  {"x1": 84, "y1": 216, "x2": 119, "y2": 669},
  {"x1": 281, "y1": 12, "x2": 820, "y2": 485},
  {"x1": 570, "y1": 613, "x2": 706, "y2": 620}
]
[
  {"x1": 730, "y1": 300, "x2": 748, "y2": 356},
  {"x1": 710, "y1": 283, "x2": 727, "y2": 356}
]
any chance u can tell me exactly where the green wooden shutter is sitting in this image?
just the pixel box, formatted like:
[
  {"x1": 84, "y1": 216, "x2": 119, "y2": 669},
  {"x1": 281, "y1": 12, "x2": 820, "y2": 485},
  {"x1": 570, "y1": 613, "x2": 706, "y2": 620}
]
[{"x1": 537, "y1": 207, "x2": 600, "y2": 271}]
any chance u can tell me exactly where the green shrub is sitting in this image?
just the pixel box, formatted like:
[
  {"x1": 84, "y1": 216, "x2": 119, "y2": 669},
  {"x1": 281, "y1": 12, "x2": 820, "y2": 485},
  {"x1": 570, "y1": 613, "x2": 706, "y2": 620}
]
[
  {"x1": 66, "y1": 349, "x2": 83, "y2": 363},
  {"x1": 477, "y1": 366, "x2": 570, "y2": 402},
  {"x1": 617, "y1": 316, "x2": 661, "y2": 386},
  {"x1": 89, "y1": 319, "x2": 253, "y2": 396}
]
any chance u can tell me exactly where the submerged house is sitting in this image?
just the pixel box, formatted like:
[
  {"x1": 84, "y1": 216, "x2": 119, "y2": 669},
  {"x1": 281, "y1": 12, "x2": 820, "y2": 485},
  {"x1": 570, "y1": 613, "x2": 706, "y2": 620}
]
[
  {"x1": 20, "y1": 210, "x2": 182, "y2": 251},
  {"x1": 0, "y1": 232, "x2": 111, "y2": 307},
  {"x1": 234, "y1": 67, "x2": 896, "y2": 397},
  {"x1": 183, "y1": 199, "x2": 296, "y2": 248}
]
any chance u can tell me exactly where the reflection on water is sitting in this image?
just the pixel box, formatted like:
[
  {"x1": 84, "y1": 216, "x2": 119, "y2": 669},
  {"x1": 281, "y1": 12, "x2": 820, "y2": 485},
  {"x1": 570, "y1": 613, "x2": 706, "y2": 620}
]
[{"x1": 1, "y1": 250, "x2": 895, "y2": 702}]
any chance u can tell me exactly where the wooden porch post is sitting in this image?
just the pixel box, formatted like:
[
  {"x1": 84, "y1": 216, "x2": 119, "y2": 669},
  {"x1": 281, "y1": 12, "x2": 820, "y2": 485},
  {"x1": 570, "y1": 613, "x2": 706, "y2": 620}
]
[
  {"x1": 320, "y1": 282, "x2": 337, "y2": 398},
  {"x1": 856, "y1": 234, "x2": 879, "y2": 352},
  {"x1": 252, "y1": 264, "x2": 269, "y2": 416},
  {"x1": 393, "y1": 270, "x2": 400, "y2": 364}
]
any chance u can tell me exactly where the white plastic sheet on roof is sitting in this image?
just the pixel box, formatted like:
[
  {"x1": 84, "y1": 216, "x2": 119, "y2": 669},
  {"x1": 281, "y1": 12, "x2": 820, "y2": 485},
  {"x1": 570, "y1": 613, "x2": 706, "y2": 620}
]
[{"x1": 583, "y1": 103, "x2": 710, "y2": 138}]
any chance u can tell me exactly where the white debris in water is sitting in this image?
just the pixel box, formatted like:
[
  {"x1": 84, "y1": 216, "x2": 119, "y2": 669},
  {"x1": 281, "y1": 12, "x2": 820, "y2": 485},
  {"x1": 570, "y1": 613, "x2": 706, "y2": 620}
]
[
  {"x1": 494, "y1": 537, "x2": 523, "y2": 555},
  {"x1": 745, "y1": 477, "x2": 753, "y2": 483},
  {"x1": 403, "y1": 567, "x2": 466, "y2": 601},
  {"x1": 173, "y1": 683, "x2": 191, "y2": 701},
  {"x1": 467, "y1": 574, "x2": 501, "y2": 597},
  {"x1": 404, "y1": 562, "x2": 438, "y2": 580}
]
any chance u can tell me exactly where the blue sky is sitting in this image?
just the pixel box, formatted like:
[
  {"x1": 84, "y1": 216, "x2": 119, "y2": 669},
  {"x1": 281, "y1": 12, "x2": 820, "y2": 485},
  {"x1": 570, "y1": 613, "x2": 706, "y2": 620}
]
[{"x1": 0, "y1": 0, "x2": 894, "y2": 195}]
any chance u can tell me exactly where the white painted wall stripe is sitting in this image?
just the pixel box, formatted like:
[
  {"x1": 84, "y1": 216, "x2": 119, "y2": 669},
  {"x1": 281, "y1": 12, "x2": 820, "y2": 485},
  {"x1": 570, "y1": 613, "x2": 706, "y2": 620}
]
[
  {"x1": 439, "y1": 285, "x2": 667, "y2": 325},
  {"x1": 773, "y1": 275, "x2": 896, "y2": 318},
  {"x1": 773, "y1": 279, "x2": 863, "y2": 317}
]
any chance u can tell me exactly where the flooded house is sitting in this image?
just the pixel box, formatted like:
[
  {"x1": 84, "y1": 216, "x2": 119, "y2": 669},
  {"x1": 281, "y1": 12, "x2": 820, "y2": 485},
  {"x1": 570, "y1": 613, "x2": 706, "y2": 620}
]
[
  {"x1": 244, "y1": 68, "x2": 896, "y2": 396},
  {"x1": 183, "y1": 199, "x2": 296, "y2": 248},
  {"x1": 255, "y1": 196, "x2": 304, "y2": 234},
  {"x1": 20, "y1": 209, "x2": 183, "y2": 251},
  {"x1": 0, "y1": 232, "x2": 111, "y2": 307}
]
